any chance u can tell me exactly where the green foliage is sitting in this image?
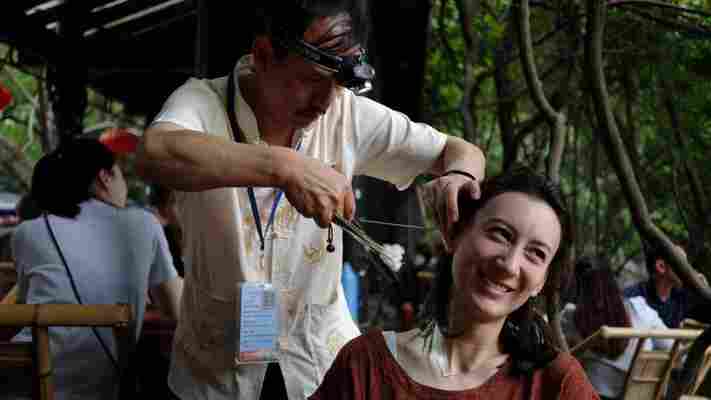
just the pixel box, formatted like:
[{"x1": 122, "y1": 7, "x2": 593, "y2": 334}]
[
  {"x1": 0, "y1": 43, "x2": 148, "y2": 204},
  {"x1": 422, "y1": 0, "x2": 711, "y2": 271}
]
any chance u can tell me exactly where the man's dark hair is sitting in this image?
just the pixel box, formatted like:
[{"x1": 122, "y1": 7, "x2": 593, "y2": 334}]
[
  {"x1": 644, "y1": 241, "x2": 662, "y2": 279},
  {"x1": 255, "y1": 0, "x2": 369, "y2": 54},
  {"x1": 643, "y1": 238, "x2": 682, "y2": 280}
]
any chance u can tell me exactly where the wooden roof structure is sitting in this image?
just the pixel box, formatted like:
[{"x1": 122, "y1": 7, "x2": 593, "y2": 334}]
[
  {"x1": 1, "y1": 1, "x2": 432, "y2": 120},
  {"x1": 0, "y1": 0, "x2": 434, "y2": 252},
  {"x1": 2, "y1": 1, "x2": 257, "y2": 118}
]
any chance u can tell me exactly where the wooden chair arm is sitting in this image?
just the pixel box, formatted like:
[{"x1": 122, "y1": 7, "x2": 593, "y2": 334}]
[
  {"x1": 0, "y1": 304, "x2": 131, "y2": 328},
  {"x1": 600, "y1": 326, "x2": 702, "y2": 340}
]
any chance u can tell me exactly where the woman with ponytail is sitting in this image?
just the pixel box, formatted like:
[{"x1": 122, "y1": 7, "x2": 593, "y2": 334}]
[
  {"x1": 311, "y1": 166, "x2": 597, "y2": 400},
  {"x1": 6, "y1": 138, "x2": 182, "y2": 400}
]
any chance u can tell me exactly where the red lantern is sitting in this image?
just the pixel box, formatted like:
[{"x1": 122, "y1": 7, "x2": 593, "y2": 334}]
[
  {"x1": 99, "y1": 128, "x2": 139, "y2": 154},
  {"x1": 0, "y1": 83, "x2": 12, "y2": 111}
]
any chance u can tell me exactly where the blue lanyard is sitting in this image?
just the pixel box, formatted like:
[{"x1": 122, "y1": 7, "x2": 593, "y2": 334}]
[
  {"x1": 247, "y1": 139, "x2": 302, "y2": 251},
  {"x1": 226, "y1": 70, "x2": 303, "y2": 251}
]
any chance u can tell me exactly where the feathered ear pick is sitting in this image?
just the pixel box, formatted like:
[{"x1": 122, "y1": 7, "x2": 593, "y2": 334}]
[{"x1": 332, "y1": 214, "x2": 401, "y2": 284}]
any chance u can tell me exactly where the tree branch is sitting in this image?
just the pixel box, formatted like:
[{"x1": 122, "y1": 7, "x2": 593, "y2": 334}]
[
  {"x1": 609, "y1": 0, "x2": 711, "y2": 18},
  {"x1": 585, "y1": 0, "x2": 711, "y2": 302},
  {"x1": 455, "y1": 0, "x2": 482, "y2": 142}
]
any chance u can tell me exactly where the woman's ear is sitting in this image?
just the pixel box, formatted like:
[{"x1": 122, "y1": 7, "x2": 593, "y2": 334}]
[{"x1": 96, "y1": 168, "x2": 112, "y2": 189}]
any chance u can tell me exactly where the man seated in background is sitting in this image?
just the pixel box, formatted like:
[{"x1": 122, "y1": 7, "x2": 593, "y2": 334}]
[{"x1": 623, "y1": 242, "x2": 708, "y2": 328}]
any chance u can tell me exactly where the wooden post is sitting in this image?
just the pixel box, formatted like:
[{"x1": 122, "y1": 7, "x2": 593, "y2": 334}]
[
  {"x1": 47, "y1": 2, "x2": 88, "y2": 144},
  {"x1": 32, "y1": 326, "x2": 53, "y2": 400}
]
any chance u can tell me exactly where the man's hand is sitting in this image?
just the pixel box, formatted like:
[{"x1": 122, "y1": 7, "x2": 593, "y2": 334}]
[
  {"x1": 277, "y1": 150, "x2": 355, "y2": 228},
  {"x1": 421, "y1": 173, "x2": 481, "y2": 252}
]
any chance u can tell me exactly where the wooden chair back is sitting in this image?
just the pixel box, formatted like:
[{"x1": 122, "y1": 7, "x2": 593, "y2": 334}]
[
  {"x1": 599, "y1": 326, "x2": 702, "y2": 400},
  {"x1": 0, "y1": 304, "x2": 132, "y2": 400},
  {"x1": 679, "y1": 319, "x2": 711, "y2": 397}
]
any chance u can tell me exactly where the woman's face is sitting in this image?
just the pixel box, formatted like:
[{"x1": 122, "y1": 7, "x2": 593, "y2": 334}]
[{"x1": 451, "y1": 192, "x2": 562, "y2": 324}]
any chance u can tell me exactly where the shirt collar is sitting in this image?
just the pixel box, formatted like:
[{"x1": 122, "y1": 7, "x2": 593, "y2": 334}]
[{"x1": 233, "y1": 55, "x2": 262, "y2": 146}]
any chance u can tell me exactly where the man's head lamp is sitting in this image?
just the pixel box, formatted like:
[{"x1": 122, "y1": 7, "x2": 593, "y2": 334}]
[{"x1": 278, "y1": 37, "x2": 376, "y2": 95}]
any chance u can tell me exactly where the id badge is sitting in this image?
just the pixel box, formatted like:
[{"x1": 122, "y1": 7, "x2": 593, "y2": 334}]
[{"x1": 236, "y1": 282, "x2": 281, "y2": 364}]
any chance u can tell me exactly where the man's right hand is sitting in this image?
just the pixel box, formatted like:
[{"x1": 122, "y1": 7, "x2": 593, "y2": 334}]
[{"x1": 276, "y1": 148, "x2": 355, "y2": 228}]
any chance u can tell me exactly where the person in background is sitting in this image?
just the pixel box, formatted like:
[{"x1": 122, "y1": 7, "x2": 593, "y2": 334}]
[
  {"x1": 0, "y1": 194, "x2": 42, "y2": 304},
  {"x1": 136, "y1": 1, "x2": 485, "y2": 398},
  {"x1": 310, "y1": 166, "x2": 598, "y2": 400},
  {"x1": 561, "y1": 256, "x2": 672, "y2": 400},
  {"x1": 623, "y1": 242, "x2": 708, "y2": 328},
  {"x1": 148, "y1": 185, "x2": 184, "y2": 276},
  {"x1": 2, "y1": 138, "x2": 182, "y2": 400}
]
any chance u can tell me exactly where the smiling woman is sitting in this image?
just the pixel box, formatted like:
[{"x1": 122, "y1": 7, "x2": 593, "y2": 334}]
[{"x1": 309, "y1": 166, "x2": 599, "y2": 400}]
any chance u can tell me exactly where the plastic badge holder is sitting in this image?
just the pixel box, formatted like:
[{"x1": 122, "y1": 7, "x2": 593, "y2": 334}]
[{"x1": 236, "y1": 282, "x2": 281, "y2": 364}]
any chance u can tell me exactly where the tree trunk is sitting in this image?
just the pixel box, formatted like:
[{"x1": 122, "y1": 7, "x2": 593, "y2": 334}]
[
  {"x1": 660, "y1": 78, "x2": 711, "y2": 270},
  {"x1": 455, "y1": 0, "x2": 482, "y2": 143},
  {"x1": 495, "y1": 21, "x2": 520, "y2": 170},
  {"x1": 515, "y1": 0, "x2": 570, "y2": 352},
  {"x1": 584, "y1": 0, "x2": 711, "y2": 301}
]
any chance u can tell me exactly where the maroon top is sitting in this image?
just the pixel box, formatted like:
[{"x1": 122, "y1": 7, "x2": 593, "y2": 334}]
[{"x1": 310, "y1": 329, "x2": 600, "y2": 400}]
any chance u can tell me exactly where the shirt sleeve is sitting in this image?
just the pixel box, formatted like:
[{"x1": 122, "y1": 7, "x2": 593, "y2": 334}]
[
  {"x1": 349, "y1": 94, "x2": 447, "y2": 190},
  {"x1": 151, "y1": 78, "x2": 222, "y2": 133},
  {"x1": 629, "y1": 296, "x2": 674, "y2": 350}
]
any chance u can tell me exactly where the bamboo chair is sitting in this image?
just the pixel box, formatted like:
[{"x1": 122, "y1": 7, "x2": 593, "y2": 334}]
[
  {"x1": 0, "y1": 304, "x2": 132, "y2": 400},
  {"x1": 599, "y1": 326, "x2": 702, "y2": 400},
  {"x1": 679, "y1": 319, "x2": 711, "y2": 397}
]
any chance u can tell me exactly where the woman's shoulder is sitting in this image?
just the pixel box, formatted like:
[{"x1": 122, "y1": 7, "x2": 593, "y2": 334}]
[
  {"x1": 535, "y1": 353, "x2": 599, "y2": 399},
  {"x1": 538, "y1": 352, "x2": 591, "y2": 384},
  {"x1": 341, "y1": 328, "x2": 389, "y2": 356}
]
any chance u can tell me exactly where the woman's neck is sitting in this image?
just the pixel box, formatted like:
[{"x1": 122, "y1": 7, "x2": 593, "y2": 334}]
[{"x1": 443, "y1": 306, "x2": 508, "y2": 374}]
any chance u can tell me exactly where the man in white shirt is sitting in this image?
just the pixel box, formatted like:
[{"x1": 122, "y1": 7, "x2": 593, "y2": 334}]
[{"x1": 136, "y1": 1, "x2": 485, "y2": 399}]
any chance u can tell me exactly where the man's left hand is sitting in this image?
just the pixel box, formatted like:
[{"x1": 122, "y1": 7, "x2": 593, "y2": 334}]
[{"x1": 421, "y1": 173, "x2": 481, "y2": 252}]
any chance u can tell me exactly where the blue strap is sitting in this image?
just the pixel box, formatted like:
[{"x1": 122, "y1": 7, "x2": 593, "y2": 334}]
[
  {"x1": 247, "y1": 139, "x2": 302, "y2": 251},
  {"x1": 248, "y1": 188, "x2": 283, "y2": 251},
  {"x1": 227, "y1": 69, "x2": 303, "y2": 252}
]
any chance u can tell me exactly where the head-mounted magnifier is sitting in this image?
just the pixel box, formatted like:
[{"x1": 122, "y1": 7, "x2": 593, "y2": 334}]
[{"x1": 277, "y1": 37, "x2": 376, "y2": 95}]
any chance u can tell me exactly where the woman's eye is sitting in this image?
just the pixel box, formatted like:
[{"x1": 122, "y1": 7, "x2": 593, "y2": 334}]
[
  {"x1": 527, "y1": 248, "x2": 547, "y2": 263},
  {"x1": 489, "y1": 227, "x2": 511, "y2": 242}
]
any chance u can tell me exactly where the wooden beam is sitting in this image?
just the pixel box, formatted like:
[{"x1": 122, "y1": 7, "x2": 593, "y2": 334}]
[
  {"x1": 83, "y1": 0, "x2": 195, "y2": 43},
  {"x1": 0, "y1": 3, "x2": 62, "y2": 62},
  {"x1": 85, "y1": 0, "x2": 188, "y2": 31},
  {"x1": 24, "y1": 0, "x2": 111, "y2": 28}
]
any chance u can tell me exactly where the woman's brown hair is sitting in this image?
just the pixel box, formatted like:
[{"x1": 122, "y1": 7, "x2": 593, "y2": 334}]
[{"x1": 573, "y1": 256, "x2": 631, "y2": 358}]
